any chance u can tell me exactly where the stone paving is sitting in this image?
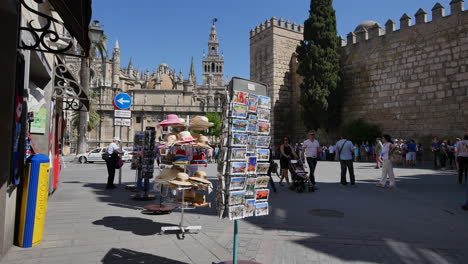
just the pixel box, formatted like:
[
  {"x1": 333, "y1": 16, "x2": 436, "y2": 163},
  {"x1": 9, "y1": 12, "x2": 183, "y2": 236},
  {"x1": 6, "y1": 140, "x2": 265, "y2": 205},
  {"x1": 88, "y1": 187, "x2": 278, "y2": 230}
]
[{"x1": 1, "y1": 160, "x2": 467, "y2": 264}]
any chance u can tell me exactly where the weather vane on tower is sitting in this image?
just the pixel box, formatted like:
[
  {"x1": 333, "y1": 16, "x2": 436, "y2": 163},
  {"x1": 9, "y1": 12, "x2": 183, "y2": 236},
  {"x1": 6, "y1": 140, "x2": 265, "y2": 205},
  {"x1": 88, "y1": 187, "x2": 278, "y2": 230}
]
[{"x1": 212, "y1": 18, "x2": 218, "y2": 25}]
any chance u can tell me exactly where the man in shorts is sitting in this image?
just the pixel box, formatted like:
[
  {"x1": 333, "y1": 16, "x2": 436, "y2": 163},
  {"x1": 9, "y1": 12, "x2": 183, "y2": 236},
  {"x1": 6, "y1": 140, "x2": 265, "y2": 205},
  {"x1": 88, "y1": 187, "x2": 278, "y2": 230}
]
[{"x1": 406, "y1": 139, "x2": 417, "y2": 167}]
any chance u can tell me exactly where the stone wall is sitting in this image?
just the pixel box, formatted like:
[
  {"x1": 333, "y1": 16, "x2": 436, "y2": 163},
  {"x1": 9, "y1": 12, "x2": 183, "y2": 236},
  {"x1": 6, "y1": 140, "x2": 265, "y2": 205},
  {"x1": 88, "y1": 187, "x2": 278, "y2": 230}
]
[
  {"x1": 250, "y1": 1, "x2": 468, "y2": 145},
  {"x1": 341, "y1": 2, "x2": 468, "y2": 142},
  {"x1": 250, "y1": 17, "x2": 304, "y2": 144}
]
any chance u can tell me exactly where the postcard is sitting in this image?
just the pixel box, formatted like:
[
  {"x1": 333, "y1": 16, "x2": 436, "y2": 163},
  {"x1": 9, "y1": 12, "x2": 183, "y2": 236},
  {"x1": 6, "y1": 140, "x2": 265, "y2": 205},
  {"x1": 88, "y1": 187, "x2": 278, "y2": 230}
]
[
  {"x1": 255, "y1": 202, "x2": 269, "y2": 216},
  {"x1": 247, "y1": 135, "x2": 257, "y2": 147},
  {"x1": 255, "y1": 176, "x2": 269, "y2": 189},
  {"x1": 231, "y1": 148, "x2": 247, "y2": 161},
  {"x1": 230, "y1": 177, "x2": 246, "y2": 191},
  {"x1": 230, "y1": 162, "x2": 247, "y2": 175},
  {"x1": 257, "y1": 108, "x2": 270, "y2": 122},
  {"x1": 256, "y1": 163, "x2": 270, "y2": 174},
  {"x1": 256, "y1": 149, "x2": 270, "y2": 161},
  {"x1": 229, "y1": 191, "x2": 246, "y2": 205},
  {"x1": 232, "y1": 104, "x2": 248, "y2": 119},
  {"x1": 247, "y1": 121, "x2": 257, "y2": 133},
  {"x1": 229, "y1": 205, "x2": 245, "y2": 220},
  {"x1": 258, "y1": 96, "x2": 271, "y2": 109},
  {"x1": 256, "y1": 136, "x2": 271, "y2": 148},
  {"x1": 233, "y1": 91, "x2": 248, "y2": 105},
  {"x1": 231, "y1": 133, "x2": 248, "y2": 146},
  {"x1": 232, "y1": 119, "x2": 249, "y2": 132},
  {"x1": 255, "y1": 189, "x2": 269, "y2": 201},
  {"x1": 247, "y1": 157, "x2": 257, "y2": 173},
  {"x1": 247, "y1": 94, "x2": 258, "y2": 112},
  {"x1": 245, "y1": 177, "x2": 256, "y2": 196},
  {"x1": 244, "y1": 199, "x2": 255, "y2": 217},
  {"x1": 248, "y1": 114, "x2": 257, "y2": 121},
  {"x1": 258, "y1": 122, "x2": 271, "y2": 135}
]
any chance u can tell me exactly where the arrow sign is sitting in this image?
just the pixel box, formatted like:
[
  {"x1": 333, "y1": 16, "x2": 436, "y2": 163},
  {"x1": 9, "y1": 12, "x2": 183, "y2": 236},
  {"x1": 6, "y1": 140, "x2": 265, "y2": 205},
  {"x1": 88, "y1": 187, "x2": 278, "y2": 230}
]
[{"x1": 114, "y1": 93, "x2": 132, "y2": 110}]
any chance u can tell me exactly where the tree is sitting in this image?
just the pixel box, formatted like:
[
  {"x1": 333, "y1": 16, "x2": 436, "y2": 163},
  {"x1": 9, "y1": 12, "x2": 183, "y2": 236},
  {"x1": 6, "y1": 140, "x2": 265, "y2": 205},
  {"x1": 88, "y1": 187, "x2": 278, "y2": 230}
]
[
  {"x1": 76, "y1": 33, "x2": 107, "y2": 154},
  {"x1": 205, "y1": 112, "x2": 222, "y2": 137},
  {"x1": 296, "y1": 0, "x2": 341, "y2": 131},
  {"x1": 343, "y1": 119, "x2": 382, "y2": 144},
  {"x1": 71, "y1": 89, "x2": 100, "y2": 132}
]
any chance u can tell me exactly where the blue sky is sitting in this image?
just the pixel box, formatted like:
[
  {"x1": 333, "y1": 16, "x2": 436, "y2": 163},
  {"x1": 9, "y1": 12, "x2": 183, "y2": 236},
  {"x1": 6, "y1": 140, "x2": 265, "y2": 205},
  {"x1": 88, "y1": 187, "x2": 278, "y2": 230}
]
[{"x1": 92, "y1": 0, "x2": 453, "y2": 82}]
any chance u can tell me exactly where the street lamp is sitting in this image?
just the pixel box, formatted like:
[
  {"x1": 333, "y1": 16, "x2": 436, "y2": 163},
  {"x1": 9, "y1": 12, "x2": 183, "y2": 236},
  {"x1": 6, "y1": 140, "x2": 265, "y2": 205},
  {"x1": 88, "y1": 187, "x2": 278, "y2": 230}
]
[{"x1": 88, "y1": 20, "x2": 103, "y2": 48}]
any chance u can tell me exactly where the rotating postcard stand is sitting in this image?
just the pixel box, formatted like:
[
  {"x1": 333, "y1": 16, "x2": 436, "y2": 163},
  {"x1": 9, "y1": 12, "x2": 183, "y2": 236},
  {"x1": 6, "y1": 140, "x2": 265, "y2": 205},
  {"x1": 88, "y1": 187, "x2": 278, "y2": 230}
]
[{"x1": 216, "y1": 78, "x2": 269, "y2": 264}]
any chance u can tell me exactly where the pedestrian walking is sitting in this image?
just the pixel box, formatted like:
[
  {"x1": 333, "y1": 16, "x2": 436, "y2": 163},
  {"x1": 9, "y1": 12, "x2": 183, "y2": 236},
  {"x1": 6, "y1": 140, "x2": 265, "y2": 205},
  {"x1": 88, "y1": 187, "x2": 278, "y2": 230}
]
[
  {"x1": 336, "y1": 136, "x2": 356, "y2": 186},
  {"x1": 455, "y1": 135, "x2": 468, "y2": 185},
  {"x1": 431, "y1": 136, "x2": 441, "y2": 169},
  {"x1": 360, "y1": 142, "x2": 367, "y2": 162},
  {"x1": 377, "y1": 134, "x2": 397, "y2": 188},
  {"x1": 105, "y1": 137, "x2": 123, "y2": 189},
  {"x1": 406, "y1": 139, "x2": 417, "y2": 167},
  {"x1": 301, "y1": 131, "x2": 321, "y2": 188},
  {"x1": 454, "y1": 138, "x2": 461, "y2": 170},
  {"x1": 328, "y1": 144, "x2": 335, "y2": 161},
  {"x1": 375, "y1": 138, "x2": 383, "y2": 168},
  {"x1": 279, "y1": 136, "x2": 298, "y2": 186},
  {"x1": 416, "y1": 143, "x2": 424, "y2": 164},
  {"x1": 354, "y1": 144, "x2": 360, "y2": 162}
]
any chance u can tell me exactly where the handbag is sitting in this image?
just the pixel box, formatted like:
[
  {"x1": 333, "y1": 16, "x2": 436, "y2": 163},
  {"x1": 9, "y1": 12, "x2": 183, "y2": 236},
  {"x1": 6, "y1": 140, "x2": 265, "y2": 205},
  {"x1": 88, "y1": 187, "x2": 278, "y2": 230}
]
[
  {"x1": 115, "y1": 156, "x2": 124, "y2": 169},
  {"x1": 102, "y1": 152, "x2": 110, "y2": 161}
]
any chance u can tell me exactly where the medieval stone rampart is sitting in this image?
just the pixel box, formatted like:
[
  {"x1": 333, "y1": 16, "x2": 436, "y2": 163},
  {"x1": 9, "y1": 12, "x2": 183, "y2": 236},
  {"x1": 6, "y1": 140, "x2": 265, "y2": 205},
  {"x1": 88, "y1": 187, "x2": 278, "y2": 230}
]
[{"x1": 250, "y1": 1, "x2": 468, "y2": 145}]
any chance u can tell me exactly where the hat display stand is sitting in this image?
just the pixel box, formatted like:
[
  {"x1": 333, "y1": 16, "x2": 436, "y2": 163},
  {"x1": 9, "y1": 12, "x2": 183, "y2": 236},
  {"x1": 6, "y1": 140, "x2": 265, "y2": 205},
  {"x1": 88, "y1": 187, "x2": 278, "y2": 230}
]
[{"x1": 144, "y1": 115, "x2": 214, "y2": 239}]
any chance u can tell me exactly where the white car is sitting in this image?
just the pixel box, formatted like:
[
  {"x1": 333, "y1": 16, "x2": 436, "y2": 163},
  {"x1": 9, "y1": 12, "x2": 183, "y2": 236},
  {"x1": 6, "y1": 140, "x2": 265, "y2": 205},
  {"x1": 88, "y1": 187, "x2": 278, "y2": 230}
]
[
  {"x1": 122, "y1": 147, "x2": 133, "y2": 162},
  {"x1": 75, "y1": 148, "x2": 107, "y2": 164}
]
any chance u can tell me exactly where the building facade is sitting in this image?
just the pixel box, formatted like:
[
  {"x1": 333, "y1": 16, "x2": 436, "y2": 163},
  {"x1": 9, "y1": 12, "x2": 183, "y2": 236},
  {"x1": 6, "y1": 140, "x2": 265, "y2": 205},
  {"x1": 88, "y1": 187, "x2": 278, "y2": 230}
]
[
  {"x1": 250, "y1": 1, "x2": 468, "y2": 145},
  {"x1": 66, "y1": 24, "x2": 227, "y2": 149}
]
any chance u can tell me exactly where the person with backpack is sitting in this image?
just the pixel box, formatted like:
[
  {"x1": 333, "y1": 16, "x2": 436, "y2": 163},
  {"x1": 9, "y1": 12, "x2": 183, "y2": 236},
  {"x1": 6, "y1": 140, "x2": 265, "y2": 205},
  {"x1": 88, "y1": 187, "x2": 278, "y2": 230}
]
[
  {"x1": 104, "y1": 137, "x2": 124, "y2": 189},
  {"x1": 377, "y1": 134, "x2": 397, "y2": 188},
  {"x1": 336, "y1": 136, "x2": 356, "y2": 186}
]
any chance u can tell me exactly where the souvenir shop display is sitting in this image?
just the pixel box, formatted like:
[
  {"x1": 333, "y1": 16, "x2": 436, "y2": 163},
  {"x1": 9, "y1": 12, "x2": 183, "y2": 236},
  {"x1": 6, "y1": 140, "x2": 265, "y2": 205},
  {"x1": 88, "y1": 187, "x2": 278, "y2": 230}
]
[
  {"x1": 129, "y1": 130, "x2": 156, "y2": 201},
  {"x1": 216, "y1": 77, "x2": 271, "y2": 263},
  {"x1": 143, "y1": 114, "x2": 214, "y2": 239},
  {"x1": 217, "y1": 77, "x2": 271, "y2": 220}
]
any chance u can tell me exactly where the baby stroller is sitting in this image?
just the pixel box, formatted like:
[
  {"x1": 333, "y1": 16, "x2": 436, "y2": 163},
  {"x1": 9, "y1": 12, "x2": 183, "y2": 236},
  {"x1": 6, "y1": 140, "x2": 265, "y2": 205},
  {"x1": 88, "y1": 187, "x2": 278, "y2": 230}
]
[{"x1": 288, "y1": 159, "x2": 312, "y2": 193}]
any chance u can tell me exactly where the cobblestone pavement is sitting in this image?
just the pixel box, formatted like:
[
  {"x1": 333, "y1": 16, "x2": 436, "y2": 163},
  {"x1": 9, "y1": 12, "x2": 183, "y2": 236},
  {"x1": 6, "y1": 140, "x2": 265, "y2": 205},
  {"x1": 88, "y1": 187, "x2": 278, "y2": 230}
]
[{"x1": 1, "y1": 160, "x2": 467, "y2": 264}]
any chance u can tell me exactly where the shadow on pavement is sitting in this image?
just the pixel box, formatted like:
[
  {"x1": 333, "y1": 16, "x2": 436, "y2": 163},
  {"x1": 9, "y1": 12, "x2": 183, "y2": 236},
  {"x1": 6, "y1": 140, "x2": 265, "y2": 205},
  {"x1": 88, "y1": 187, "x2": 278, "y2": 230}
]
[
  {"x1": 93, "y1": 216, "x2": 177, "y2": 236},
  {"x1": 101, "y1": 248, "x2": 188, "y2": 264}
]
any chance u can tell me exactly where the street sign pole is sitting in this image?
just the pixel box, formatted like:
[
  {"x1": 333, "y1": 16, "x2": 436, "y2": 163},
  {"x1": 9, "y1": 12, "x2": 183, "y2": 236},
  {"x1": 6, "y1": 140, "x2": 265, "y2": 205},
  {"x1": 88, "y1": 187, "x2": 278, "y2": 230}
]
[
  {"x1": 113, "y1": 93, "x2": 132, "y2": 186},
  {"x1": 119, "y1": 126, "x2": 123, "y2": 185}
]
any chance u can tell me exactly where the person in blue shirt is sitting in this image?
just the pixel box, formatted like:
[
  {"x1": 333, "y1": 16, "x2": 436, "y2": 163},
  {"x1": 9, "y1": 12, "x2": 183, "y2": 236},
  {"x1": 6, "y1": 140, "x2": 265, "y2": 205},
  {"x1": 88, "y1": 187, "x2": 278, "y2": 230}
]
[
  {"x1": 431, "y1": 136, "x2": 442, "y2": 169},
  {"x1": 406, "y1": 140, "x2": 417, "y2": 167},
  {"x1": 336, "y1": 136, "x2": 356, "y2": 186}
]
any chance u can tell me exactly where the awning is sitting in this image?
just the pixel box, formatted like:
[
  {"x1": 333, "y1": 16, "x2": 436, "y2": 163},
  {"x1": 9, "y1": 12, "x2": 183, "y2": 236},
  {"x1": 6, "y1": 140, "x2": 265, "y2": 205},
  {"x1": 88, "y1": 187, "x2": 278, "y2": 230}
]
[{"x1": 48, "y1": 0, "x2": 92, "y2": 56}]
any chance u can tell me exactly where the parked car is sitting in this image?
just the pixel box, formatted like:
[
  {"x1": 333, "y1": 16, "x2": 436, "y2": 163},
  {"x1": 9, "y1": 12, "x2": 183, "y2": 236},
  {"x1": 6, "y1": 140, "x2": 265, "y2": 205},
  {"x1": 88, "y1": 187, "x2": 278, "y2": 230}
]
[
  {"x1": 75, "y1": 148, "x2": 107, "y2": 164},
  {"x1": 122, "y1": 147, "x2": 134, "y2": 162}
]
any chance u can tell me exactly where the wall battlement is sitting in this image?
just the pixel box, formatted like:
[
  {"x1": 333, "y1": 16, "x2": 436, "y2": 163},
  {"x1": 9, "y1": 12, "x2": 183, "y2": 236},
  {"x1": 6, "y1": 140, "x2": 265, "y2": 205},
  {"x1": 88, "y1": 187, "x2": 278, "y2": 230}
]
[
  {"x1": 343, "y1": 1, "x2": 466, "y2": 47},
  {"x1": 250, "y1": 17, "x2": 303, "y2": 38}
]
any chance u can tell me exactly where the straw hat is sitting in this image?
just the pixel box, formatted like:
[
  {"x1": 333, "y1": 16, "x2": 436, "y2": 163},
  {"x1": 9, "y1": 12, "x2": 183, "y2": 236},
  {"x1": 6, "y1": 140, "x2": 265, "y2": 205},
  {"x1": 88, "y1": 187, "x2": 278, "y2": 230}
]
[
  {"x1": 190, "y1": 116, "x2": 214, "y2": 129},
  {"x1": 155, "y1": 168, "x2": 179, "y2": 183},
  {"x1": 162, "y1": 133, "x2": 178, "y2": 146},
  {"x1": 168, "y1": 172, "x2": 193, "y2": 187},
  {"x1": 158, "y1": 114, "x2": 184, "y2": 127},
  {"x1": 177, "y1": 131, "x2": 195, "y2": 143},
  {"x1": 194, "y1": 135, "x2": 212, "y2": 149},
  {"x1": 189, "y1": 170, "x2": 211, "y2": 185}
]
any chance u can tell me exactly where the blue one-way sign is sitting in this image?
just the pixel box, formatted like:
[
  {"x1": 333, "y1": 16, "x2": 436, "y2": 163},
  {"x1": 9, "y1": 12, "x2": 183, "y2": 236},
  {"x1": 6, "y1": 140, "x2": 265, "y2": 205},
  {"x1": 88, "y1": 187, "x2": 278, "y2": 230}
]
[{"x1": 114, "y1": 93, "x2": 132, "y2": 110}]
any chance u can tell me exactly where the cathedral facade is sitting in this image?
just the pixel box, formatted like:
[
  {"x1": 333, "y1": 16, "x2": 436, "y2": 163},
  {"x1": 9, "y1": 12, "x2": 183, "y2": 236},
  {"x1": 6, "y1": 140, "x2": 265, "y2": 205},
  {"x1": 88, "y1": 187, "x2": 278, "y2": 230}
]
[{"x1": 66, "y1": 24, "x2": 227, "y2": 148}]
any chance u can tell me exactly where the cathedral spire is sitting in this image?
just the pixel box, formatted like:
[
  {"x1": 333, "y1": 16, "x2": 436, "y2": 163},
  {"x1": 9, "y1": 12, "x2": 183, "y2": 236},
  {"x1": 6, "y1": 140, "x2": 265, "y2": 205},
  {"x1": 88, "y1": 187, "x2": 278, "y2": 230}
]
[{"x1": 189, "y1": 56, "x2": 197, "y2": 85}]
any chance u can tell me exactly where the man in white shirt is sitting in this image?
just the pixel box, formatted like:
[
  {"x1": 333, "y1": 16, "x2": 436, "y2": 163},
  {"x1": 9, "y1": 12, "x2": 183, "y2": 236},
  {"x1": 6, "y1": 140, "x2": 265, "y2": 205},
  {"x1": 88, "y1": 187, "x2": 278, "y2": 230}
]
[
  {"x1": 106, "y1": 137, "x2": 122, "y2": 189},
  {"x1": 302, "y1": 131, "x2": 321, "y2": 187}
]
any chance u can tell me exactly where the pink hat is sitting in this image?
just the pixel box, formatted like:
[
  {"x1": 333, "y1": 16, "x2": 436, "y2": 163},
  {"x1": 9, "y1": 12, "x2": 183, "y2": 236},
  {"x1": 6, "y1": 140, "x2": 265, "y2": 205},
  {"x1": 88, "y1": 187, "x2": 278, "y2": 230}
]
[
  {"x1": 177, "y1": 131, "x2": 195, "y2": 143},
  {"x1": 158, "y1": 114, "x2": 183, "y2": 127}
]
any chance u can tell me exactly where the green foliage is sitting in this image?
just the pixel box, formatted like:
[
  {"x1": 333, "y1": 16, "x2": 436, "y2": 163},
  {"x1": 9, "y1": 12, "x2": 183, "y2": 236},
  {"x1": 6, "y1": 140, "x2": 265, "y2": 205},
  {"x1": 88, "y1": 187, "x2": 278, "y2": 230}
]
[
  {"x1": 296, "y1": 0, "x2": 341, "y2": 131},
  {"x1": 71, "y1": 89, "x2": 100, "y2": 132},
  {"x1": 205, "y1": 112, "x2": 222, "y2": 137},
  {"x1": 343, "y1": 119, "x2": 382, "y2": 144}
]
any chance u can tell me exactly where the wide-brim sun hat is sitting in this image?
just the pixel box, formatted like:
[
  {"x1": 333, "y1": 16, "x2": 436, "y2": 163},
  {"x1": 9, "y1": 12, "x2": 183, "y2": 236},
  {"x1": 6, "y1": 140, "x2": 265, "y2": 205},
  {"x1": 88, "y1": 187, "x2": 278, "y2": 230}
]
[
  {"x1": 194, "y1": 135, "x2": 212, "y2": 149},
  {"x1": 190, "y1": 116, "x2": 214, "y2": 130},
  {"x1": 155, "y1": 168, "x2": 179, "y2": 183},
  {"x1": 189, "y1": 170, "x2": 211, "y2": 185},
  {"x1": 168, "y1": 172, "x2": 193, "y2": 187},
  {"x1": 158, "y1": 114, "x2": 184, "y2": 127},
  {"x1": 161, "y1": 133, "x2": 177, "y2": 147},
  {"x1": 177, "y1": 131, "x2": 195, "y2": 143}
]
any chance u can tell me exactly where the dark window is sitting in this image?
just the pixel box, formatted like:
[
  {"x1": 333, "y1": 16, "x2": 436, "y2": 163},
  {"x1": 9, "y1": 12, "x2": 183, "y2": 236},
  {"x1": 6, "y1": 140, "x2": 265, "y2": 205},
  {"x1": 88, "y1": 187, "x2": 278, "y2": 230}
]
[
  {"x1": 211, "y1": 63, "x2": 215, "y2": 72},
  {"x1": 136, "y1": 116, "x2": 142, "y2": 123}
]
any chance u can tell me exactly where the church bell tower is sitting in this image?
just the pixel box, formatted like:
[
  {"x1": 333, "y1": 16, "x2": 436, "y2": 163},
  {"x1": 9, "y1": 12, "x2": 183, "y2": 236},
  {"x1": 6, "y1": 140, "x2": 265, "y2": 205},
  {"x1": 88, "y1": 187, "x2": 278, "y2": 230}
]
[{"x1": 202, "y1": 19, "x2": 224, "y2": 87}]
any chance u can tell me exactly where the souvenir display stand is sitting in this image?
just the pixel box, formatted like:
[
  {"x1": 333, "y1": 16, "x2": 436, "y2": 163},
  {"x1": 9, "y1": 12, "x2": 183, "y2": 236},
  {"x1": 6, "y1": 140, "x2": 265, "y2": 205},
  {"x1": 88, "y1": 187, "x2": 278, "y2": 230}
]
[
  {"x1": 216, "y1": 77, "x2": 270, "y2": 264},
  {"x1": 144, "y1": 115, "x2": 214, "y2": 239},
  {"x1": 130, "y1": 129, "x2": 156, "y2": 201}
]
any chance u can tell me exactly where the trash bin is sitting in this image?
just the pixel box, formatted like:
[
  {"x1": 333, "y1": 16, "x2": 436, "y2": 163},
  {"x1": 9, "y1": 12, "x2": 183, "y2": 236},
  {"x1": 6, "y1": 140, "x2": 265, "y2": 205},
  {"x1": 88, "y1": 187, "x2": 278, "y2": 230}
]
[{"x1": 17, "y1": 154, "x2": 50, "y2": 248}]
